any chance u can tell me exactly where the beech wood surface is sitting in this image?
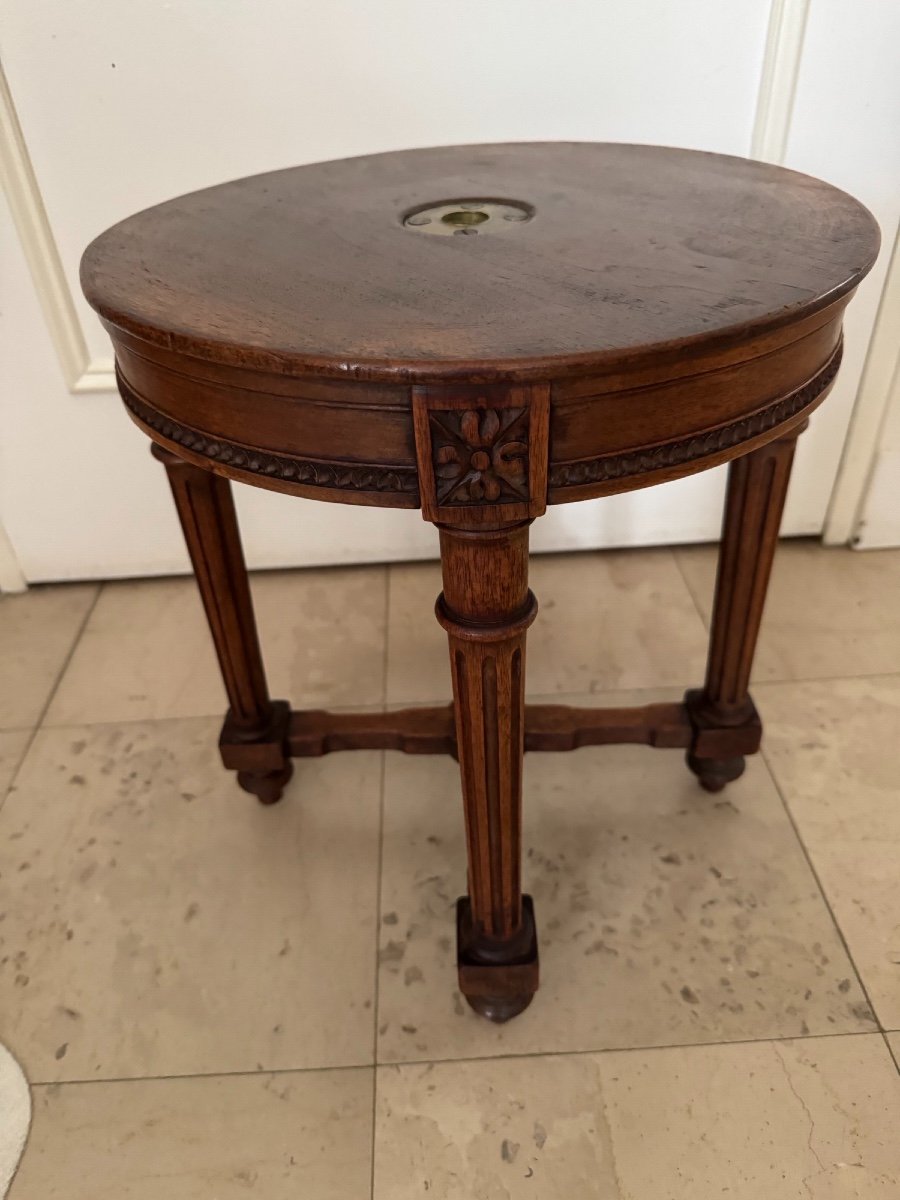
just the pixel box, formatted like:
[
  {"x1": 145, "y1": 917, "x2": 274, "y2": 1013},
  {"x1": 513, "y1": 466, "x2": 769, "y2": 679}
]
[{"x1": 82, "y1": 143, "x2": 876, "y2": 381}]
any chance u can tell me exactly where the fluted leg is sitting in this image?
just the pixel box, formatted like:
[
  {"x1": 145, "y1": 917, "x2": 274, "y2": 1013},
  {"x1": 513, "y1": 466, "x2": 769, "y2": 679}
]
[
  {"x1": 686, "y1": 426, "x2": 804, "y2": 791},
  {"x1": 152, "y1": 446, "x2": 292, "y2": 803},
  {"x1": 437, "y1": 521, "x2": 539, "y2": 1021}
]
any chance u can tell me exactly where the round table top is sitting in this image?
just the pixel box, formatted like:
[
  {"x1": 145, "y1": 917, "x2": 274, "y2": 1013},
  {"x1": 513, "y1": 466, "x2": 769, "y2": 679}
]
[{"x1": 81, "y1": 142, "x2": 879, "y2": 385}]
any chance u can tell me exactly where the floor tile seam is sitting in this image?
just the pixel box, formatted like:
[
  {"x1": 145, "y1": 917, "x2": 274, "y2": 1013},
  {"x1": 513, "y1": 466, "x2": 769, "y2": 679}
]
[
  {"x1": 380, "y1": 564, "x2": 392, "y2": 708},
  {"x1": 369, "y1": 749, "x2": 387, "y2": 1200},
  {"x1": 22, "y1": 1028, "x2": 885, "y2": 1090},
  {"x1": 36, "y1": 699, "x2": 389, "y2": 736},
  {"x1": 882, "y1": 1032, "x2": 900, "y2": 1075},
  {"x1": 761, "y1": 744, "x2": 887, "y2": 1035},
  {"x1": 671, "y1": 545, "x2": 713, "y2": 633},
  {"x1": 0, "y1": 586, "x2": 103, "y2": 819},
  {"x1": 372, "y1": 1025, "x2": 881, "y2": 1072},
  {"x1": 27, "y1": 1059, "x2": 377, "y2": 1089}
]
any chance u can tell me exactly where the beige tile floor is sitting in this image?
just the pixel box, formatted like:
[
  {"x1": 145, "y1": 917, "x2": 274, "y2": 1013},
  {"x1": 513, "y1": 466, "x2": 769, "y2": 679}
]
[{"x1": 1, "y1": 541, "x2": 899, "y2": 1198}]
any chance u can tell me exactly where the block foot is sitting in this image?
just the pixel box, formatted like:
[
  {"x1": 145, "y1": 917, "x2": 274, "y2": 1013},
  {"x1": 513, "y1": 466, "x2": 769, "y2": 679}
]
[
  {"x1": 456, "y1": 895, "x2": 539, "y2": 1024},
  {"x1": 686, "y1": 751, "x2": 746, "y2": 793},
  {"x1": 237, "y1": 763, "x2": 294, "y2": 805}
]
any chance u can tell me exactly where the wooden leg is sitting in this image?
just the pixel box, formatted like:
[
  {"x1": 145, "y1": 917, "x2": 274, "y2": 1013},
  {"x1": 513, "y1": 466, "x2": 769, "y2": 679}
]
[
  {"x1": 152, "y1": 446, "x2": 292, "y2": 803},
  {"x1": 436, "y1": 521, "x2": 539, "y2": 1022},
  {"x1": 686, "y1": 425, "x2": 804, "y2": 791}
]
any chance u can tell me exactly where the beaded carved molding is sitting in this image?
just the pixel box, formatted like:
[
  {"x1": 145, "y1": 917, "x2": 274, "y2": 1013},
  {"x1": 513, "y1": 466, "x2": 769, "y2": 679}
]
[
  {"x1": 118, "y1": 371, "x2": 419, "y2": 499},
  {"x1": 120, "y1": 343, "x2": 840, "y2": 512},
  {"x1": 548, "y1": 342, "x2": 843, "y2": 492}
]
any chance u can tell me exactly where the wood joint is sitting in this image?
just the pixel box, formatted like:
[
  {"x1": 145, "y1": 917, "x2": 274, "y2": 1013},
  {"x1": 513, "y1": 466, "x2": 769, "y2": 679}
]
[
  {"x1": 684, "y1": 688, "x2": 763, "y2": 758},
  {"x1": 219, "y1": 699, "x2": 292, "y2": 772}
]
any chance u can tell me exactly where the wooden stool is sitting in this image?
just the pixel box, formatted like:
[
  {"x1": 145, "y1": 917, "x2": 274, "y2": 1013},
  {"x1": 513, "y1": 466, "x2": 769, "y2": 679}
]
[{"x1": 81, "y1": 143, "x2": 878, "y2": 1023}]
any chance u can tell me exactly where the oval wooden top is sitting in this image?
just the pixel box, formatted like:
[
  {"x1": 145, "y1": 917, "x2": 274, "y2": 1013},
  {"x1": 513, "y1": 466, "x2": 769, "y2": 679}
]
[{"x1": 81, "y1": 142, "x2": 879, "y2": 385}]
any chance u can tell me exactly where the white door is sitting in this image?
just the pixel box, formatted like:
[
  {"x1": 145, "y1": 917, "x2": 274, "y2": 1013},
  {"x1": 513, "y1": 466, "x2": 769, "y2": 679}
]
[
  {"x1": 2, "y1": 0, "x2": 899, "y2": 582},
  {"x1": 834, "y1": 224, "x2": 900, "y2": 550}
]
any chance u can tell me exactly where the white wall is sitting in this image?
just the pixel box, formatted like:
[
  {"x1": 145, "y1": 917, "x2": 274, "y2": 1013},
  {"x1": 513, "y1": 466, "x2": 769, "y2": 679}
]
[
  {"x1": 853, "y1": 235, "x2": 900, "y2": 549},
  {"x1": 1, "y1": 0, "x2": 898, "y2": 582}
]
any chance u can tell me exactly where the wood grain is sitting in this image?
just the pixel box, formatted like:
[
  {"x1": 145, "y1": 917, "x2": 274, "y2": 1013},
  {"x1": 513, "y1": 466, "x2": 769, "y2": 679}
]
[
  {"x1": 282, "y1": 701, "x2": 693, "y2": 758},
  {"x1": 436, "y1": 520, "x2": 538, "y2": 1020},
  {"x1": 82, "y1": 143, "x2": 878, "y2": 383},
  {"x1": 686, "y1": 424, "x2": 804, "y2": 792},
  {"x1": 152, "y1": 446, "x2": 292, "y2": 803}
]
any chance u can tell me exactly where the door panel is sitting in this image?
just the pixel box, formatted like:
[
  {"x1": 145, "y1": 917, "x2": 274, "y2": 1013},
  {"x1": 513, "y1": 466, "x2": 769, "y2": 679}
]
[{"x1": 2, "y1": 1, "x2": 898, "y2": 580}]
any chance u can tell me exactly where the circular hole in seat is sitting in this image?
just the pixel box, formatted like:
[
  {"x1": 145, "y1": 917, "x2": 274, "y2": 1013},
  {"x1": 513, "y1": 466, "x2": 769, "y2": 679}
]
[{"x1": 441, "y1": 210, "x2": 489, "y2": 227}]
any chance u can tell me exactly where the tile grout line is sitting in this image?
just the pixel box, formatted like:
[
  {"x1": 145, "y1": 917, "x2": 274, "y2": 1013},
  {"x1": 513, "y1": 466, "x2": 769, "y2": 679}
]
[
  {"x1": 369, "y1": 565, "x2": 392, "y2": 1200},
  {"x1": 749, "y1": 669, "x2": 900, "y2": 689},
  {"x1": 883, "y1": 1032, "x2": 900, "y2": 1076},
  {"x1": 36, "y1": 699, "x2": 390, "y2": 735},
  {"x1": 0, "y1": 583, "x2": 103, "y2": 819},
  {"x1": 310, "y1": 1026, "x2": 886, "y2": 1074},
  {"x1": 369, "y1": 754, "x2": 385, "y2": 1200},
  {"x1": 28, "y1": 1025, "x2": 887, "y2": 1090},
  {"x1": 385, "y1": 670, "x2": 900, "y2": 713},
  {"x1": 30, "y1": 1061, "x2": 376, "y2": 1089},
  {"x1": 381, "y1": 565, "x2": 392, "y2": 710},
  {"x1": 761, "y1": 743, "x2": 887, "y2": 1038},
  {"x1": 671, "y1": 545, "x2": 713, "y2": 634}
]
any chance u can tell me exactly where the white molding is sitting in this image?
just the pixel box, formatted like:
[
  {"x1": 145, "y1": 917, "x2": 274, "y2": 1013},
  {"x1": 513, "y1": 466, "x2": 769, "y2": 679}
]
[
  {"x1": 854, "y1": 448, "x2": 900, "y2": 548},
  {"x1": 751, "y1": 0, "x2": 896, "y2": 546},
  {"x1": 71, "y1": 358, "x2": 117, "y2": 393},
  {"x1": 0, "y1": 521, "x2": 27, "y2": 593},
  {"x1": 751, "y1": 0, "x2": 811, "y2": 162},
  {"x1": 0, "y1": 64, "x2": 115, "y2": 394},
  {"x1": 824, "y1": 220, "x2": 900, "y2": 545}
]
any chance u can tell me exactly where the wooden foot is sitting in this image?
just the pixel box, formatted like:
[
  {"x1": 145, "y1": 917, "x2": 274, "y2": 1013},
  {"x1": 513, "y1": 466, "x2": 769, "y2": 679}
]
[
  {"x1": 237, "y1": 764, "x2": 295, "y2": 805},
  {"x1": 457, "y1": 895, "x2": 539, "y2": 1022},
  {"x1": 687, "y1": 427, "x2": 803, "y2": 790},
  {"x1": 221, "y1": 701, "x2": 293, "y2": 804},
  {"x1": 684, "y1": 687, "x2": 760, "y2": 793},
  {"x1": 686, "y1": 751, "x2": 746, "y2": 793}
]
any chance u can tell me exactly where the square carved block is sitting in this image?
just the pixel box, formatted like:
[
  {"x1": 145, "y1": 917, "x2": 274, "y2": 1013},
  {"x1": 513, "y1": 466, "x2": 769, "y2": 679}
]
[{"x1": 413, "y1": 383, "x2": 550, "y2": 524}]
